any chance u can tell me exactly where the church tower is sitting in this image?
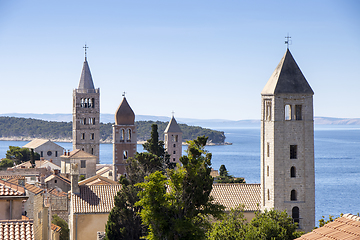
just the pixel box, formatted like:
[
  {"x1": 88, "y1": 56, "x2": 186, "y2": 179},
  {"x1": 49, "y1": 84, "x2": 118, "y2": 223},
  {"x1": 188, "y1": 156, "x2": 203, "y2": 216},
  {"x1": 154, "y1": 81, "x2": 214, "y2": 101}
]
[
  {"x1": 164, "y1": 115, "x2": 182, "y2": 165},
  {"x1": 261, "y1": 49, "x2": 315, "y2": 232},
  {"x1": 112, "y1": 96, "x2": 137, "y2": 181},
  {"x1": 72, "y1": 48, "x2": 100, "y2": 163}
]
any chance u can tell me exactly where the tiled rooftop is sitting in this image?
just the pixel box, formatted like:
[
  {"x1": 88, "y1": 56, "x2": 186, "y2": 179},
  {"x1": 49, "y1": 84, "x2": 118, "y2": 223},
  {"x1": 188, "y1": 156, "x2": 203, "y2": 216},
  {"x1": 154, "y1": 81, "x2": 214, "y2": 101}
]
[
  {"x1": 72, "y1": 185, "x2": 122, "y2": 214},
  {"x1": 48, "y1": 187, "x2": 67, "y2": 197},
  {"x1": 0, "y1": 219, "x2": 34, "y2": 240},
  {"x1": 0, "y1": 179, "x2": 26, "y2": 196},
  {"x1": 78, "y1": 174, "x2": 118, "y2": 186},
  {"x1": 210, "y1": 183, "x2": 261, "y2": 211},
  {"x1": 7, "y1": 178, "x2": 43, "y2": 195},
  {"x1": 51, "y1": 223, "x2": 61, "y2": 233},
  {"x1": 297, "y1": 214, "x2": 360, "y2": 240},
  {"x1": 45, "y1": 174, "x2": 71, "y2": 184}
]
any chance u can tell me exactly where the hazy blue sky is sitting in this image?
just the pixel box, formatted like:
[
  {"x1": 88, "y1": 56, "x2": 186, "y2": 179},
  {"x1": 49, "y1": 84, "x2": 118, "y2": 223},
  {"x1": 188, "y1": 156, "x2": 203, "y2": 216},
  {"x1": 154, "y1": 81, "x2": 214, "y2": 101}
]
[{"x1": 0, "y1": 0, "x2": 359, "y2": 120}]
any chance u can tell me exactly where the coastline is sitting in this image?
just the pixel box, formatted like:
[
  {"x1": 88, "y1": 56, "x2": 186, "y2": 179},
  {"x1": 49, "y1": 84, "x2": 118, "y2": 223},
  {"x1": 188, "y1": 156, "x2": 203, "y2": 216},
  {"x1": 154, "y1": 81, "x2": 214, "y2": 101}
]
[{"x1": 0, "y1": 137, "x2": 232, "y2": 145}]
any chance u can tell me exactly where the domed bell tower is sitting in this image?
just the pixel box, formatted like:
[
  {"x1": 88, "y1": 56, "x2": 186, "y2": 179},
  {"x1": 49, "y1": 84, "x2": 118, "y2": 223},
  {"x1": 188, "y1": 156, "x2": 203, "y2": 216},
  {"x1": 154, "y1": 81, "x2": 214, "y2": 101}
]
[{"x1": 112, "y1": 95, "x2": 137, "y2": 181}]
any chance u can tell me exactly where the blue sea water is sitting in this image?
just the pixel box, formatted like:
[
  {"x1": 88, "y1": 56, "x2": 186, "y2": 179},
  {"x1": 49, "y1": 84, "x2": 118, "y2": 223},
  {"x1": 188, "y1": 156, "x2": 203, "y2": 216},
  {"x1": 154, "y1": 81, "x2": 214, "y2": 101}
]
[{"x1": 0, "y1": 124, "x2": 359, "y2": 226}]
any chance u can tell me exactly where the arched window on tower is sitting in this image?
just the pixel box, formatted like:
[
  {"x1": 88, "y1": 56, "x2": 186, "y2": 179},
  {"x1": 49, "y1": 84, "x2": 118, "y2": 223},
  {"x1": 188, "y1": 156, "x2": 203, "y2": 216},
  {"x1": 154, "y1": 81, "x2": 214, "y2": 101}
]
[
  {"x1": 291, "y1": 190, "x2": 297, "y2": 201},
  {"x1": 88, "y1": 98, "x2": 92, "y2": 108},
  {"x1": 292, "y1": 207, "x2": 300, "y2": 227},
  {"x1": 291, "y1": 166, "x2": 296, "y2": 178},
  {"x1": 84, "y1": 98, "x2": 88, "y2": 108},
  {"x1": 81, "y1": 98, "x2": 84, "y2": 108},
  {"x1": 92, "y1": 98, "x2": 95, "y2": 108},
  {"x1": 127, "y1": 129, "x2": 132, "y2": 142},
  {"x1": 120, "y1": 129, "x2": 125, "y2": 142},
  {"x1": 267, "y1": 189, "x2": 270, "y2": 200}
]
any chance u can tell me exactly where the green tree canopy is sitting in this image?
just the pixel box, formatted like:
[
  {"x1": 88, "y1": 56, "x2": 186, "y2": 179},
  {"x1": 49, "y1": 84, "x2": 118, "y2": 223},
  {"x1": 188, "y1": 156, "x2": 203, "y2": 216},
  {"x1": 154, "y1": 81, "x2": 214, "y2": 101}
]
[
  {"x1": 136, "y1": 136, "x2": 224, "y2": 240},
  {"x1": 5, "y1": 146, "x2": 40, "y2": 165},
  {"x1": 0, "y1": 158, "x2": 15, "y2": 169},
  {"x1": 209, "y1": 208, "x2": 303, "y2": 240},
  {"x1": 52, "y1": 214, "x2": 69, "y2": 240}
]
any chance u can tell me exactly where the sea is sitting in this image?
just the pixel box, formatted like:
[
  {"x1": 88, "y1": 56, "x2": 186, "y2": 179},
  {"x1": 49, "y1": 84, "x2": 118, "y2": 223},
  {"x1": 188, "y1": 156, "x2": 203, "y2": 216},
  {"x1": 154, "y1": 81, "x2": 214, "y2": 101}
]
[{"x1": 0, "y1": 124, "x2": 359, "y2": 226}]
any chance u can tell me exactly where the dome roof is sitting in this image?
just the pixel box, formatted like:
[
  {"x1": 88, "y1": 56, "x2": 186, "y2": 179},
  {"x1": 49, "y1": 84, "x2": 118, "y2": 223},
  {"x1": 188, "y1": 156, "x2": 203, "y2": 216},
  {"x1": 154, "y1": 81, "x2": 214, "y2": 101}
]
[{"x1": 115, "y1": 97, "x2": 135, "y2": 125}]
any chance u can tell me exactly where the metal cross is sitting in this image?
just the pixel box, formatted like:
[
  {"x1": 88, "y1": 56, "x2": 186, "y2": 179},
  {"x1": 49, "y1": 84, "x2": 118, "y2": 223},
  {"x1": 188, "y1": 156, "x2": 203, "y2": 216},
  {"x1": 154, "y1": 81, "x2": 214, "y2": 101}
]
[
  {"x1": 122, "y1": 92, "x2": 126, "y2": 97},
  {"x1": 171, "y1": 111, "x2": 175, "y2": 117},
  {"x1": 83, "y1": 44, "x2": 89, "y2": 60},
  {"x1": 285, "y1": 34, "x2": 292, "y2": 49}
]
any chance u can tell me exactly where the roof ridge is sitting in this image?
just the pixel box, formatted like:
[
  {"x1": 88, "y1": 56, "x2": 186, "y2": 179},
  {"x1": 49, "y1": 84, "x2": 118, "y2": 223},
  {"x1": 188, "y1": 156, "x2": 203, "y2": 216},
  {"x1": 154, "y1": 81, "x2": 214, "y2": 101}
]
[{"x1": 342, "y1": 213, "x2": 360, "y2": 222}]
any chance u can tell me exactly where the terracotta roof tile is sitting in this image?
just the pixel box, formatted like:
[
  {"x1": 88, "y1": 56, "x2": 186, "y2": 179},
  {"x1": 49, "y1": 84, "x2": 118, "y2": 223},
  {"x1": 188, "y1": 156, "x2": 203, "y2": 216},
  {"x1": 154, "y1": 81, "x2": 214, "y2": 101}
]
[
  {"x1": 296, "y1": 214, "x2": 360, "y2": 240},
  {"x1": 51, "y1": 223, "x2": 61, "y2": 232},
  {"x1": 78, "y1": 175, "x2": 118, "y2": 186},
  {"x1": 7, "y1": 178, "x2": 43, "y2": 195},
  {"x1": 48, "y1": 187, "x2": 67, "y2": 197},
  {"x1": 210, "y1": 183, "x2": 260, "y2": 211},
  {"x1": 72, "y1": 185, "x2": 122, "y2": 214},
  {"x1": 0, "y1": 179, "x2": 26, "y2": 196},
  {"x1": 0, "y1": 219, "x2": 34, "y2": 240}
]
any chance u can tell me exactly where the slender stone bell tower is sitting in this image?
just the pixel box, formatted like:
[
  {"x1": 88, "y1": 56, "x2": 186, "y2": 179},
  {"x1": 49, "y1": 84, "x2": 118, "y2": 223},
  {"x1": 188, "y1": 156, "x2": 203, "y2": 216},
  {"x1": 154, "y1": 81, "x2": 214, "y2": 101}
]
[
  {"x1": 112, "y1": 95, "x2": 137, "y2": 181},
  {"x1": 164, "y1": 115, "x2": 183, "y2": 166},
  {"x1": 261, "y1": 48, "x2": 315, "y2": 232},
  {"x1": 72, "y1": 45, "x2": 100, "y2": 163}
]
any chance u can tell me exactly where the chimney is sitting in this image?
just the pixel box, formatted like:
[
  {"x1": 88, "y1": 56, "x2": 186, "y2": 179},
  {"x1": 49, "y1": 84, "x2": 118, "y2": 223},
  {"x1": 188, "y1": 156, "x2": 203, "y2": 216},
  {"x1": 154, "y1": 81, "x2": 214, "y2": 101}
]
[
  {"x1": 54, "y1": 169, "x2": 59, "y2": 175},
  {"x1": 70, "y1": 162, "x2": 80, "y2": 194}
]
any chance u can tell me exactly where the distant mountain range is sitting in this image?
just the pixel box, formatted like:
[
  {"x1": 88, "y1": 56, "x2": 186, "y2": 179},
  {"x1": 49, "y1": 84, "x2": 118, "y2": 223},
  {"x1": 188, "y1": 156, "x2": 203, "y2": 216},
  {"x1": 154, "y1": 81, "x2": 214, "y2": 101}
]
[{"x1": 0, "y1": 113, "x2": 359, "y2": 127}]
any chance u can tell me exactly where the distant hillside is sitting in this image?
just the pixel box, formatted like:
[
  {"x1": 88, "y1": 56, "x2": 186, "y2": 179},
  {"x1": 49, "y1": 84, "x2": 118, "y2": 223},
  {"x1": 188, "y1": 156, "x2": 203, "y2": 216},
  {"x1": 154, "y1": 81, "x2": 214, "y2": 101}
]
[
  {"x1": 1, "y1": 113, "x2": 359, "y2": 126},
  {"x1": 0, "y1": 117, "x2": 226, "y2": 144}
]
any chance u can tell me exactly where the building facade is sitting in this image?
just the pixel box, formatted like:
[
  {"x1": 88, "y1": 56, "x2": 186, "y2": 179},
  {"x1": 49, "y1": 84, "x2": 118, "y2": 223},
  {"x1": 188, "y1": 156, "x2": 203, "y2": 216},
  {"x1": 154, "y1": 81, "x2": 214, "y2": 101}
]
[
  {"x1": 112, "y1": 96, "x2": 137, "y2": 181},
  {"x1": 72, "y1": 56, "x2": 100, "y2": 163},
  {"x1": 260, "y1": 49, "x2": 315, "y2": 232}
]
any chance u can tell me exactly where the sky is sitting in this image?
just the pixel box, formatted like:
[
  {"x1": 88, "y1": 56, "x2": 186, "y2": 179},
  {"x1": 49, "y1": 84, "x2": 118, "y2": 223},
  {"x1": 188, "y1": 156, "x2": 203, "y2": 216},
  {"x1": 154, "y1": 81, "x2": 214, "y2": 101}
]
[{"x1": 0, "y1": 0, "x2": 359, "y2": 120}]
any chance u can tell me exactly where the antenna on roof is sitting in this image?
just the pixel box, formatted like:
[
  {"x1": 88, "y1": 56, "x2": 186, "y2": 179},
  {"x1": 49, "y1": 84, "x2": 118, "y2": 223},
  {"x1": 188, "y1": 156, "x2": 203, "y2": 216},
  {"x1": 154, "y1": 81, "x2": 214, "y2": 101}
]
[
  {"x1": 285, "y1": 34, "x2": 292, "y2": 49},
  {"x1": 83, "y1": 44, "x2": 89, "y2": 60}
]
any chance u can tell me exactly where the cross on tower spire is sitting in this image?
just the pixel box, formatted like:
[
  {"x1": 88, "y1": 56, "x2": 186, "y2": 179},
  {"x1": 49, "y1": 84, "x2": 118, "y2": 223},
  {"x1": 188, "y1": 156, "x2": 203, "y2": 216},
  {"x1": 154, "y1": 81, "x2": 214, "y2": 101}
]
[
  {"x1": 83, "y1": 44, "x2": 89, "y2": 60},
  {"x1": 171, "y1": 111, "x2": 175, "y2": 117},
  {"x1": 122, "y1": 92, "x2": 126, "y2": 97},
  {"x1": 285, "y1": 34, "x2": 292, "y2": 49}
]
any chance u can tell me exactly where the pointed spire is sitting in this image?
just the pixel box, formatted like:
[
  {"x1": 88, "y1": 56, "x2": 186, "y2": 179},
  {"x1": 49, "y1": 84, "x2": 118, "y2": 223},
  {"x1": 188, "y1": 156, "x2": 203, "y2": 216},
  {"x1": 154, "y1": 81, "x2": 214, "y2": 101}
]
[
  {"x1": 261, "y1": 49, "x2": 314, "y2": 95},
  {"x1": 164, "y1": 115, "x2": 182, "y2": 133},
  {"x1": 78, "y1": 59, "x2": 95, "y2": 90},
  {"x1": 115, "y1": 96, "x2": 135, "y2": 125}
]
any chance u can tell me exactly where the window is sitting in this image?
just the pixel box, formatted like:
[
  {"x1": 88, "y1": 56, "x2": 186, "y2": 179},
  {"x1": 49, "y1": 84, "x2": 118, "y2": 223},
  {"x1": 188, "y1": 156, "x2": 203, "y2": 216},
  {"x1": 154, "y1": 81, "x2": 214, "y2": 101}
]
[
  {"x1": 88, "y1": 98, "x2": 92, "y2": 108},
  {"x1": 81, "y1": 98, "x2": 84, "y2": 108},
  {"x1": 265, "y1": 100, "x2": 272, "y2": 121},
  {"x1": 120, "y1": 129, "x2": 125, "y2": 141},
  {"x1": 83, "y1": 118, "x2": 86, "y2": 125},
  {"x1": 290, "y1": 145, "x2": 297, "y2": 159},
  {"x1": 267, "y1": 189, "x2": 270, "y2": 200},
  {"x1": 92, "y1": 118, "x2": 96, "y2": 125},
  {"x1": 127, "y1": 129, "x2": 131, "y2": 141},
  {"x1": 84, "y1": 98, "x2": 88, "y2": 108},
  {"x1": 89, "y1": 118, "x2": 93, "y2": 124},
  {"x1": 172, "y1": 135, "x2": 178, "y2": 142},
  {"x1": 40, "y1": 151, "x2": 43, "y2": 157},
  {"x1": 91, "y1": 148, "x2": 94, "y2": 155},
  {"x1": 90, "y1": 133, "x2": 95, "y2": 140},
  {"x1": 267, "y1": 166, "x2": 269, "y2": 177},
  {"x1": 55, "y1": 151, "x2": 58, "y2": 157},
  {"x1": 123, "y1": 150, "x2": 128, "y2": 160},
  {"x1": 47, "y1": 151, "x2": 52, "y2": 156},
  {"x1": 295, "y1": 105, "x2": 302, "y2": 120},
  {"x1": 285, "y1": 105, "x2": 292, "y2": 120},
  {"x1": 291, "y1": 166, "x2": 296, "y2": 178},
  {"x1": 92, "y1": 98, "x2": 95, "y2": 108},
  {"x1": 173, "y1": 151, "x2": 176, "y2": 154},
  {"x1": 81, "y1": 160, "x2": 86, "y2": 168},
  {"x1": 173, "y1": 144, "x2": 176, "y2": 147},
  {"x1": 267, "y1": 143, "x2": 270, "y2": 157},
  {"x1": 292, "y1": 207, "x2": 300, "y2": 226},
  {"x1": 291, "y1": 190, "x2": 297, "y2": 201},
  {"x1": 81, "y1": 133, "x2": 85, "y2": 140},
  {"x1": 54, "y1": 180, "x2": 57, "y2": 183},
  {"x1": 109, "y1": 171, "x2": 112, "y2": 176},
  {"x1": 173, "y1": 158, "x2": 176, "y2": 162}
]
